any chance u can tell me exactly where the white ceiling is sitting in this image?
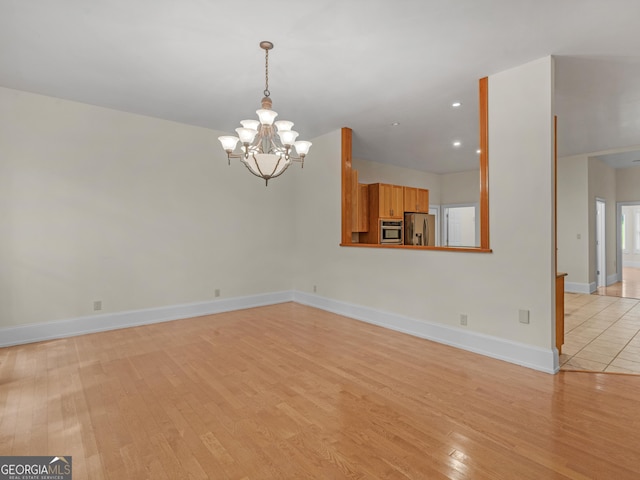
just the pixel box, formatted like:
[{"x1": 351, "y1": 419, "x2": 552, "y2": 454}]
[{"x1": 2, "y1": 0, "x2": 640, "y2": 173}]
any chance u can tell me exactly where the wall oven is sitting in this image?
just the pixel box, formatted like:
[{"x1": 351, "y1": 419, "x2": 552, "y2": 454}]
[{"x1": 380, "y1": 220, "x2": 403, "y2": 244}]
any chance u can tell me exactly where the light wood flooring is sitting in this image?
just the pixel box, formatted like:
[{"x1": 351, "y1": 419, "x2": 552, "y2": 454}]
[{"x1": 2, "y1": 303, "x2": 640, "y2": 478}]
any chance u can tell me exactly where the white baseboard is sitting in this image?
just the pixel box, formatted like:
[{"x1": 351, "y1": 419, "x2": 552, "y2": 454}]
[
  {"x1": 566, "y1": 276, "x2": 618, "y2": 292},
  {"x1": 565, "y1": 282, "x2": 597, "y2": 294},
  {"x1": 293, "y1": 291, "x2": 558, "y2": 374},
  {"x1": 1, "y1": 290, "x2": 558, "y2": 374},
  {"x1": 0, "y1": 291, "x2": 294, "y2": 348},
  {"x1": 606, "y1": 273, "x2": 619, "y2": 286}
]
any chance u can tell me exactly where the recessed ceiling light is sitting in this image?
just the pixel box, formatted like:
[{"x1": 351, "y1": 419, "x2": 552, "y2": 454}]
[
  {"x1": 391, "y1": 121, "x2": 400, "y2": 126},
  {"x1": 453, "y1": 141, "x2": 462, "y2": 147},
  {"x1": 452, "y1": 102, "x2": 462, "y2": 108},
  {"x1": 476, "y1": 149, "x2": 481, "y2": 154}
]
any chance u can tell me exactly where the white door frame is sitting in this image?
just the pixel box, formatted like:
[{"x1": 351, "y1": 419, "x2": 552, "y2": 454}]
[
  {"x1": 596, "y1": 198, "x2": 606, "y2": 288},
  {"x1": 429, "y1": 205, "x2": 441, "y2": 247}
]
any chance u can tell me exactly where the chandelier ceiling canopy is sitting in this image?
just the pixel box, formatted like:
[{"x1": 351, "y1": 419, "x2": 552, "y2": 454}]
[{"x1": 218, "y1": 41, "x2": 312, "y2": 186}]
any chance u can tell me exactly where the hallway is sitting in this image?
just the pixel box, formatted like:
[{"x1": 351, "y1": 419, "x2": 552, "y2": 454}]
[{"x1": 593, "y1": 267, "x2": 640, "y2": 299}]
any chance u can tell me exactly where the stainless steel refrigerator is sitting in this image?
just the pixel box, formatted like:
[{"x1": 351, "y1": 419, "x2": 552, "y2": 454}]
[{"x1": 404, "y1": 213, "x2": 436, "y2": 246}]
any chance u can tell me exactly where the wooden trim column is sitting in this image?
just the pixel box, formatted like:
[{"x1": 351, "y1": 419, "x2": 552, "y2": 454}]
[
  {"x1": 554, "y1": 115, "x2": 565, "y2": 355},
  {"x1": 479, "y1": 77, "x2": 490, "y2": 250},
  {"x1": 341, "y1": 127, "x2": 353, "y2": 245}
]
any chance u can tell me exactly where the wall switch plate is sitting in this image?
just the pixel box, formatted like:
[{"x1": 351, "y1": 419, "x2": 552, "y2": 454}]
[
  {"x1": 460, "y1": 314, "x2": 468, "y2": 326},
  {"x1": 519, "y1": 309, "x2": 530, "y2": 324}
]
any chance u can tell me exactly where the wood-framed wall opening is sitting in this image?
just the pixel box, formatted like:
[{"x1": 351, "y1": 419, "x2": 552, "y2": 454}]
[{"x1": 341, "y1": 77, "x2": 491, "y2": 253}]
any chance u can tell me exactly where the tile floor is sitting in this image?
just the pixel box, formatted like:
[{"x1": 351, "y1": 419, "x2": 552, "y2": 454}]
[
  {"x1": 593, "y1": 266, "x2": 640, "y2": 299},
  {"x1": 560, "y1": 293, "x2": 640, "y2": 373}
]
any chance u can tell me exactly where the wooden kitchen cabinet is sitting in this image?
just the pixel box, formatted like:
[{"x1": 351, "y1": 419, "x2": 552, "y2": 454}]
[
  {"x1": 370, "y1": 183, "x2": 403, "y2": 218},
  {"x1": 403, "y1": 187, "x2": 429, "y2": 213},
  {"x1": 359, "y1": 183, "x2": 403, "y2": 244},
  {"x1": 351, "y1": 170, "x2": 368, "y2": 233},
  {"x1": 356, "y1": 184, "x2": 369, "y2": 232}
]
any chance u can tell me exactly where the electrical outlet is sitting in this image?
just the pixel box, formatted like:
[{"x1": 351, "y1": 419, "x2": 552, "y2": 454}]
[
  {"x1": 519, "y1": 309, "x2": 530, "y2": 324},
  {"x1": 214, "y1": 289, "x2": 221, "y2": 298},
  {"x1": 460, "y1": 314, "x2": 468, "y2": 326},
  {"x1": 93, "y1": 300, "x2": 102, "y2": 311},
  {"x1": 313, "y1": 285, "x2": 317, "y2": 293}
]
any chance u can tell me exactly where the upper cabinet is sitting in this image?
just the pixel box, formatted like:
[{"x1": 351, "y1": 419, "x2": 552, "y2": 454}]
[
  {"x1": 403, "y1": 187, "x2": 429, "y2": 213},
  {"x1": 371, "y1": 183, "x2": 404, "y2": 218}
]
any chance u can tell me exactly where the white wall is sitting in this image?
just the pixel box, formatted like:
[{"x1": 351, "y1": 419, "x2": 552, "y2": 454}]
[
  {"x1": 293, "y1": 57, "x2": 556, "y2": 363},
  {"x1": 617, "y1": 165, "x2": 640, "y2": 202},
  {"x1": 351, "y1": 158, "x2": 480, "y2": 207},
  {"x1": 557, "y1": 155, "x2": 589, "y2": 287},
  {"x1": 0, "y1": 86, "x2": 296, "y2": 328},
  {"x1": 440, "y1": 170, "x2": 480, "y2": 205}
]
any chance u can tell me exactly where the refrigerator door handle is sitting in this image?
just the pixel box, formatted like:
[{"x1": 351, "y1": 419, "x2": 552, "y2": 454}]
[
  {"x1": 423, "y1": 218, "x2": 428, "y2": 246},
  {"x1": 408, "y1": 217, "x2": 414, "y2": 245}
]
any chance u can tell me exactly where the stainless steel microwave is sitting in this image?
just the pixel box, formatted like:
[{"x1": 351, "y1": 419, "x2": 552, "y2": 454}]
[{"x1": 380, "y1": 219, "x2": 403, "y2": 244}]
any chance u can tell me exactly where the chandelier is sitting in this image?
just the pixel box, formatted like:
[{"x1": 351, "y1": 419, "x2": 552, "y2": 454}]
[{"x1": 218, "y1": 41, "x2": 312, "y2": 186}]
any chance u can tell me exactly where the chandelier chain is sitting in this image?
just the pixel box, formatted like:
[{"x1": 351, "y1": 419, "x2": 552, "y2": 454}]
[{"x1": 264, "y1": 48, "x2": 270, "y2": 97}]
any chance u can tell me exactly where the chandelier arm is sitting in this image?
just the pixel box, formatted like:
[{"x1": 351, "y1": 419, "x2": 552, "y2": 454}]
[
  {"x1": 268, "y1": 136, "x2": 283, "y2": 156},
  {"x1": 226, "y1": 152, "x2": 244, "y2": 165},
  {"x1": 252, "y1": 153, "x2": 267, "y2": 179}
]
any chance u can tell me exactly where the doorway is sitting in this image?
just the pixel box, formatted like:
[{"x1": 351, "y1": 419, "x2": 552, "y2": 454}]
[
  {"x1": 608, "y1": 201, "x2": 640, "y2": 299},
  {"x1": 442, "y1": 204, "x2": 478, "y2": 247}
]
